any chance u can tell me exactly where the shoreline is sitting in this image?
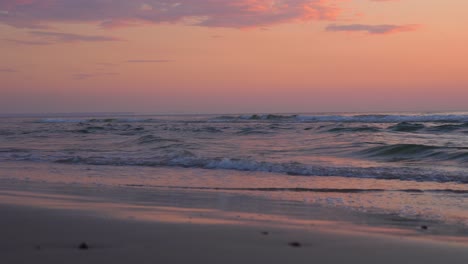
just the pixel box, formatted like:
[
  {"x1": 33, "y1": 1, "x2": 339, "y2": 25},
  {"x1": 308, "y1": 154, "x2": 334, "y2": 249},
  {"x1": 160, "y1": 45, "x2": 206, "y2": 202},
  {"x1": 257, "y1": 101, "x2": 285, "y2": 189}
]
[
  {"x1": 2, "y1": 162, "x2": 468, "y2": 245},
  {"x1": 2, "y1": 161, "x2": 468, "y2": 263}
]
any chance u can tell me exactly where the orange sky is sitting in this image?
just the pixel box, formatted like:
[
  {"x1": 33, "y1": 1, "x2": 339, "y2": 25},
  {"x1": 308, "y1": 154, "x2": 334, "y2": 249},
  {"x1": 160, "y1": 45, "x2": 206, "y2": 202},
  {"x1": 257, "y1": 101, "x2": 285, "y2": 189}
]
[{"x1": 1, "y1": 0, "x2": 468, "y2": 114}]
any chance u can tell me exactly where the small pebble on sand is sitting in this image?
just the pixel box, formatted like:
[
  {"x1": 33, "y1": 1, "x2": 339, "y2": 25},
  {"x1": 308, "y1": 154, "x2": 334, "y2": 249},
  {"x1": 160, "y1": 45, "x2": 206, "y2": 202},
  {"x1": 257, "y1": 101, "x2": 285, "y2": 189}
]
[
  {"x1": 78, "y1": 242, "x2": 89, "y2": 250},
  {"x1": 288, "y1": 242, "x2": 302, "y2": 248}
]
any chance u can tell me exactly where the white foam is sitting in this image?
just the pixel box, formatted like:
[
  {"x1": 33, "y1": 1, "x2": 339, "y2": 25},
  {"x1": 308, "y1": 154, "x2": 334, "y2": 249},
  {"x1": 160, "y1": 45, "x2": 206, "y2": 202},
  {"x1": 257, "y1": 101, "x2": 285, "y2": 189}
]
[{"x1": 296, "y1": 114, "x2": 468, "y2": 123}]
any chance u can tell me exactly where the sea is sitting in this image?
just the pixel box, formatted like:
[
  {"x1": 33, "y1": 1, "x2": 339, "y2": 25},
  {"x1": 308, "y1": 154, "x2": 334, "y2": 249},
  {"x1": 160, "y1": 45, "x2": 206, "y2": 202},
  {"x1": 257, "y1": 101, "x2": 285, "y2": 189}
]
[{"x1": 1, "y1": 112, "x2": 468, "y2": 236}]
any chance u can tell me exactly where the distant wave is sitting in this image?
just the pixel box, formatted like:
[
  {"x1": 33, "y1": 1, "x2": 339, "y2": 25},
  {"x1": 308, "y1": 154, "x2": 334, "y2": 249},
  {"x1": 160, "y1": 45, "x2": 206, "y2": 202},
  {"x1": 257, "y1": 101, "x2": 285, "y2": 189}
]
[
  {"x1": 361, "y1": 144, "x2": 468, "y2": 162},
  {"x1": 327, "y1": 126, "x2": 381, "y2": 133},
  {"x1": 135, "y1": 135, "x2": 181, "y2": 145},
  {"x1": 389, "y1": 122, "x2": 425, "y2": 132},
  {"x1": 36, "y1": 113, "x2": 468, "y2": 124},
  {"x1": 238, "y1": 114, "x2": 298, "y2": 120},
  {"x1": 427, "y1": 123, "x2": 468, "y2": 132},
  {"x1": 214, "y1": 113, "x2": 468, "y2": 123},
  {"x1": 236, "y1": 127, "x2": 273, "y2": 135},
  {"x1": 0, "y1": 130, "x2": 15, "y2": 136},
  {"x1": 53, "y1": 154, "x2": 468, "y2": 183},
  {"x1": 387, "y1": 122, "x2": 468, "y2": 133},
  {"x1": 0, "y1": 148, "x2": 30, "y2": 153},
  {"x1": 38, "y1": 118, "x2": 155, "y2": 123},
  {"x1": 38, "y1": 118, "x2": 86, "y2": 123},
  {"x1": 298, "y1": 114, "x2": 468, "y2": 123}
]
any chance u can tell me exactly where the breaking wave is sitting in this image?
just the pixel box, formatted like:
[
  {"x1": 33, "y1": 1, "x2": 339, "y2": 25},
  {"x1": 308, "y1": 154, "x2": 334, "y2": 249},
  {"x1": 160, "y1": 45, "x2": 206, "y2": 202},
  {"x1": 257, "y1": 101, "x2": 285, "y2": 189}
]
[{"x1": 54, "y1": 154, "x2": 468, "y2": 183}]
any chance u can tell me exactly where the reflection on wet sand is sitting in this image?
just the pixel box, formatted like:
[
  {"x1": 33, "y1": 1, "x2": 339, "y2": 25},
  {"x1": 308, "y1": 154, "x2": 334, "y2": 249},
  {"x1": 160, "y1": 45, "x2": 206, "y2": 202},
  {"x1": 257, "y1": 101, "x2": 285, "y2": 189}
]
[{"x1": 2, "y1": 189, "x2": 468, "y2": 246}]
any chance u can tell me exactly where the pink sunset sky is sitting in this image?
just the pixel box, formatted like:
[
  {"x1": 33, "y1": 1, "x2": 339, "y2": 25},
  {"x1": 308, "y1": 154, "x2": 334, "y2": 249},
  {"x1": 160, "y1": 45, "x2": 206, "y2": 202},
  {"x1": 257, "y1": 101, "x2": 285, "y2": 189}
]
[{"x1": 1, "y1": 0, "x2": 467, "y2": 114}]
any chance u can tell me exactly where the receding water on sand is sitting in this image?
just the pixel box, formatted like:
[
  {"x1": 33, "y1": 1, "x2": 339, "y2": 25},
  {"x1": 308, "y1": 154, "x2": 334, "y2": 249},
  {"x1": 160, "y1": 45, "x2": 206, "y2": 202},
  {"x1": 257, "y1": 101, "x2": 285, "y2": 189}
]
[{"x1": 2, "y1": 161, "x2": 468, "y2": 243}]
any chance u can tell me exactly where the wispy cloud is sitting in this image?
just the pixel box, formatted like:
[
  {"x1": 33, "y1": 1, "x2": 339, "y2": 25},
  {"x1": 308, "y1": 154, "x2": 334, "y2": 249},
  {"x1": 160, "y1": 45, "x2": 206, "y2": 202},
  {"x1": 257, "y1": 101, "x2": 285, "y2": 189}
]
[
  {"x1": 29, "y1": 31, "x2": 122, "y2": 42},
  {"x1": 96, "y1": 63, "x2": 115, "y2": 66},
  {"x1": 0, "y1": 67, "x2": 17, "y2": 73},
  {"x1": 126, "y1": 59, "x2": 171, "y2": 63},
  {"x1": 326, "y1": 24, "x2": 420, "y2": 35},
  {"x1": 3, "y1": 38, "x2": 50, "y2": 45},
  {"x1": 0, "y1": 0, "x2": 342, "y2": 29},
  {"x1": 73, "y1": 72, "x2": 119, "y2": 80}
]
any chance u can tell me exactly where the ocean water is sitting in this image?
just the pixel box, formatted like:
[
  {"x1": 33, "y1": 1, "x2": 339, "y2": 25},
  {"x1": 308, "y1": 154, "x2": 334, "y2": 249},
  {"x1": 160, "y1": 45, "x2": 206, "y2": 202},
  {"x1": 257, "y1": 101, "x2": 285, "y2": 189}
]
[{"x1": 1, "y1": 112, "x2": 468, "y2": 233}]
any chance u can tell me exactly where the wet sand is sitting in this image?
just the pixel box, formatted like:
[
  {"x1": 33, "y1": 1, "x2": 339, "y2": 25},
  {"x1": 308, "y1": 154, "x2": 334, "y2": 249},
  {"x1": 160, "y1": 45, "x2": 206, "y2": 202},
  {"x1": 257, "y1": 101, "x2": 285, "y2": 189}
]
[
  {"x1": 1, "y1": 163, "x2": 468, "y2": 264},
  {"x1": 1, "y1": 204, "x2": 468, "y2": 264}
]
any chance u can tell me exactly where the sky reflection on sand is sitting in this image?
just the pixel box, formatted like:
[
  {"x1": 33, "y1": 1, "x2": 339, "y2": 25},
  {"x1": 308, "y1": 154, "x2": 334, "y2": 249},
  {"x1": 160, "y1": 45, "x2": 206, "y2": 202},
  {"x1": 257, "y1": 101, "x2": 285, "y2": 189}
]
[
  {"x1": 2, "y1": 160, "x2": 468, "y2": 247},
  {"x1": 2, "y1": 189, "x2": 468, "y2": 246},
  {"x1": 3, "y1": 161, "x2": 468, "y2": 228}
]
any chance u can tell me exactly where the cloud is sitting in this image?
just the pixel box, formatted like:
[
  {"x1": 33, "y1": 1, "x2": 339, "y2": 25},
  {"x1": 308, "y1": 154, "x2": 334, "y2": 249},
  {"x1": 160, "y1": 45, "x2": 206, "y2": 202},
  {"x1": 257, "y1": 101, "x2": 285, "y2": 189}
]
[
  {"x1": 126, "y1": 60, "x2": 171, "y2": 63},
  {"x1": 29, "y1": 31, "x2": 122, "y2": 42},
  {"x1": 0, "y1": 0, "x2": 342, "y2": 29},
  {"x1": 3, "y1": 38, "x2": 50, "y2": 45},
  {"x1": 0, "y1": 68, "x2": 17, "y2": 73},
  {"x1": 326, "y1": 24, "x2": 420, "y2": 34},
  {"x1": 73, "y1": 72, "x2": 119, "y2": 80}
]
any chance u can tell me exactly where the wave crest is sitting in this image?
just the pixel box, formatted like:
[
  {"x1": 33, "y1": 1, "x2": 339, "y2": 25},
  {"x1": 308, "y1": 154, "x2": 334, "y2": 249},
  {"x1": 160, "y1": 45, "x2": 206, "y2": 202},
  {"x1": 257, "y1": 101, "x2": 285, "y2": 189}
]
[
  {"x1": 54, "y1": 155, "x2": 468, "y2": 183},
  {"x1": 361, "y1": 144, "x2": 468, "y2": 162}
]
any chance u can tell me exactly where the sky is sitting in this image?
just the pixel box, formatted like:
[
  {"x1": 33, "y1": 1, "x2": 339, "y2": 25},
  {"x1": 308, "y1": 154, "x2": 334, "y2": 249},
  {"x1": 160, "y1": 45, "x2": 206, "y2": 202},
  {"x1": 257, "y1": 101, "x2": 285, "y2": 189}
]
[{"x1": 1, "y1": 0, "x2": 468, "y2": 114}]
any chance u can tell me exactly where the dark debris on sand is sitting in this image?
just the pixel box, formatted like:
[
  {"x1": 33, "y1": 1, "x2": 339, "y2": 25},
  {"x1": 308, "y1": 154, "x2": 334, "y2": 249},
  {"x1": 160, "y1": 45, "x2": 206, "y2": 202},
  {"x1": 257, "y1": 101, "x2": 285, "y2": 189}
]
[
  {"x1": 288, "y1": 242, "x2": 302, "y2": 248},
  {"x1": 78, "y1": 242, "x2": 89, "y2": 250}
]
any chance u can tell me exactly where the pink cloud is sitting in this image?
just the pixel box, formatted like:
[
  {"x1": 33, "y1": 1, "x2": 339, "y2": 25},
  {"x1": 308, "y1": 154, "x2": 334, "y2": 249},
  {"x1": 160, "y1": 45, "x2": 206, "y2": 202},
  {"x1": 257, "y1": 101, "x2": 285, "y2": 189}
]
[
  {"x1": 29, "y1": 31, "x2": 122, "y2": 42},
  {"x1": 73, "y1": 72, "x2": 119, "y2": 80},
  {"x1": 326, "y1": 24, "x2": 420, "y2": 35},
  {"x1": 3, "y1": 38, "x2": 50, "y2": 45},
  {"x1": 0, "y1": 0, "x2": 342, "y2": 29},
  {"x1": 126, "y1": 60, "x2": 171, "y2": 63}
]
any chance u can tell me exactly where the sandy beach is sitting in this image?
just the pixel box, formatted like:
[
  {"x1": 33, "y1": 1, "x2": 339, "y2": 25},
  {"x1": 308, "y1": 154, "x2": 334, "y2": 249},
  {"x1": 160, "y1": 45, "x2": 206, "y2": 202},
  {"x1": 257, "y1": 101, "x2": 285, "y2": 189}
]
[
  {"x1": 2, "y1": 203, "x2": 468, "y2": 264},
  {"x1": 2, "y1": 171, "x2": 468, "y2": 264}
]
